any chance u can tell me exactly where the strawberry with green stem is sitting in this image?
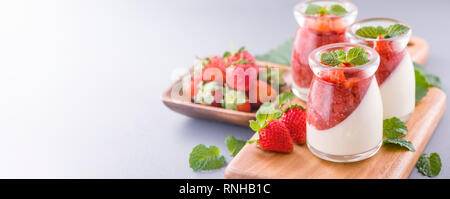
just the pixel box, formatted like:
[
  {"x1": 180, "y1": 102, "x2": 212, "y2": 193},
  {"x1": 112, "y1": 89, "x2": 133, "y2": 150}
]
[
  {"x1": 276, "y1": 91, "x2": 307, "y2": 144},
  {"x1": 249, "y1": 105, "x2": 293, "y2": 153}
]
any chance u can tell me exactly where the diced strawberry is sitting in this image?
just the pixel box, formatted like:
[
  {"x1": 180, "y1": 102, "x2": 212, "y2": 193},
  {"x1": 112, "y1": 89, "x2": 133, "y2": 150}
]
[{"x1": 236, "y1": 101, "x2": 251, "y2": 112}]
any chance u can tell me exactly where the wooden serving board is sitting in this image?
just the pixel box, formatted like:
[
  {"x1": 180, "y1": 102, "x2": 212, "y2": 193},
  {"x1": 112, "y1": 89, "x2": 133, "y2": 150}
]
[
  {"x1": 162, "y1": 37, "x2": 429, "y2": 127},
  {"x1": 225, "y1": 87, "x2": 446, "y2": 179}
]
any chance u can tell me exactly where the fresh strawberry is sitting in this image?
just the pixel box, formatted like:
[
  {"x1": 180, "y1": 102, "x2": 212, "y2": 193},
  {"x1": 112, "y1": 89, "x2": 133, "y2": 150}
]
[
  {"x1": 280, "y1": 105, "x2": 306, "y2": 144},
  {"x1": 201, "y1": 56, "x2": 226, "y2": 83},
  {"x1": 225, "y1": 47, "x2": 256, "y2": 65},
  {"x1": 249, "y1": 120, "x2": 293, "y2": 153},
  {"x1": 226, "y1": 64, "x2": 258, "y2": 91}
]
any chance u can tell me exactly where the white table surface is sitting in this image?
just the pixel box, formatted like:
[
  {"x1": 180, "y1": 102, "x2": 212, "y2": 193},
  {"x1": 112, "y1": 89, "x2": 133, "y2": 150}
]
[{"x1": 0, "y1": 0, "x2": 448, "y2": 178}]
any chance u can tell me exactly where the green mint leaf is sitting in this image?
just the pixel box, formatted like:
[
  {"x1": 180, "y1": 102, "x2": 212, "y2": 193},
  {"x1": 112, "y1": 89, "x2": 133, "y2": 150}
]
[
  {"x1": 415, "y1": 69, "x2": 429, "y2": 104},
  {"x1": 385, "y1": 24, "x2": 410, "y2": 39},
  {"x1": 356, "y1": 24, "x2": 409, "y2": 39},
  {"x1": 327, "y1": 4, "x2": 347, "y2": 16},
  {"x1": 255, "y1": 38, "x2": 293, "y2": 66},
  {"x1": 414, "y1": 62, "x2": 442, "y2": 89},
  {"x1": 321, "y1": 49, "x2": 346, "y2": 66},
  {"x1": 347, "y1": 47, "x2": 370, "y2": 66},
  {"x1": 318, "y1": 7, "x2": 327, "y2": 15},
  {"x1": 383, "y1": 138, "x2": 416, "y2": 152},
  {"x1": 416, "y1": 153, "x2": 442, "y2": 177},
  {"x1": 304, "y1": 4, "x2": 347, "y2": 16},
  {"x1": 355, "y1": 26, "x2": 380, "y2": 39},
  {"x1": 277, "y1": 91, "x2": 295, "y2": 108},
  {"x1": 383, "y1": 117, "x2": 408, "y2": 138},
  {"x1": 189, "y1": 144, "x2": 226, "y2": 171},
  {"x1": 304, "y1": 4, "x2": 322, "y2": 15},
  {"x1": 225, "y1": 136, "x2": 246, "y2": 157}
]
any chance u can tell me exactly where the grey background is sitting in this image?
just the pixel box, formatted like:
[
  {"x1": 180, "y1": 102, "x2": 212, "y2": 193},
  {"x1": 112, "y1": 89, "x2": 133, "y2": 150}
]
[{"x1": 0, "y1": 0, "x2": 447, "y2": 178}]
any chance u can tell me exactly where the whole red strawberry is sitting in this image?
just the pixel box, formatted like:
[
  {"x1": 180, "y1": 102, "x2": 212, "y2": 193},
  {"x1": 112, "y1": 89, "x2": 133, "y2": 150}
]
[
  {"x1": 226, "y1": 64, "x2": 258, "y2": 91},
  {"x1": 202, "y1": 56, "x2": 227, "y2": 83},
  {"x1": 249, "y1": 119, "x2": 293, "y2": 153},
  {"x1": 280, "y1": 105, "x2": 306, "y2": 144},
  {"x1": 225, "y1": 47, "x2": 255, "y2": 65}
]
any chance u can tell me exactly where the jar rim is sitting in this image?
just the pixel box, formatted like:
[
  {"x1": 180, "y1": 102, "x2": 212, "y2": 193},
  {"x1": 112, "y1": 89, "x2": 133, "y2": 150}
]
[
  {"x1": 309, "y1": 42, "x2": 380, "y2": 72},
  {"x1": 346, "y1": 17, "x2": 412, "y2": 42},
  {"x1": 294, "y1": 0, "x2": 357, "y2": 19}
]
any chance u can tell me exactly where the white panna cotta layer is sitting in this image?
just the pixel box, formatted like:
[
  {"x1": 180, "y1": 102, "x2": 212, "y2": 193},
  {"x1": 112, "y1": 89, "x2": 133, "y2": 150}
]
[
  {"x1": 307, "y1": 78, "x2": 383, "y2": 156},
  {"x1": 379, "y1": 52, "x2": 415, "y2": 121}
]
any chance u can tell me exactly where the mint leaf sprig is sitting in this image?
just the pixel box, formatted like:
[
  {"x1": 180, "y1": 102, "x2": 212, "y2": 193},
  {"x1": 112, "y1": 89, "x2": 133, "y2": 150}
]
[
  {"x1": 321, "y1": 47, "x2": 370, "y2": 67},
  {"x1": 356, "y1": 24, "x2": 410, "y2": 39},
  {"x1": 225, "y1": 136, "x2": 246, "y2": 157},
  {"x1": 414, "y1": 62, "x2": 442, "y2": 104},
  {"x1": 189, "y1": 144, "x2": 227, "y2": 171},
  {"x1": 417, "y1": 153, "x2": 442, "y2": 177},
  {"x1": 382, "y1": 117, "x2": 415, "y2": 152},
  {"x1": 305, "y1": 4, "x2": 348, "y2": 16}
]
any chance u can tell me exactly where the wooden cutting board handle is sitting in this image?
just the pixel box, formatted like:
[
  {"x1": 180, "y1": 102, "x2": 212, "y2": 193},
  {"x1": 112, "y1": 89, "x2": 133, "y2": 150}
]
[{"x1": 409, "y1": 36, "x2": 429, "y2": 65}]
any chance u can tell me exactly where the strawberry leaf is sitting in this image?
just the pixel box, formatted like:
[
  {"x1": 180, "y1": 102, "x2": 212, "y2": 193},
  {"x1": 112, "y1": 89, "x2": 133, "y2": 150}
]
[{"x1": 277, "y1": 91, "x2": 295, "y2": 108}]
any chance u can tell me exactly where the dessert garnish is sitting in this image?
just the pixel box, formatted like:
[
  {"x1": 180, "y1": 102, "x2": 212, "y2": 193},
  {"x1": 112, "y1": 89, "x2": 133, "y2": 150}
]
[
  {"x1": 417, "y1": 153, "x2": 442, "y2": 177},
  {"x1": 305, "y1": 4, "x2": 348, "y2": 16},
  {"x1": 189, "y1": 144, "x2": 226, "y2": 171},
  {"x1": 320, "y1": 47, "x2": 370, "y2": 67},
  {"x1": 355, "y1": 23, "x2": 410, "y2": 39},
  {"x1": 382, "y1": 117, "x2": 415, "y2": 151},
  {"x1": 226, "y1": 136, "x2": 246, "y2": 157}
]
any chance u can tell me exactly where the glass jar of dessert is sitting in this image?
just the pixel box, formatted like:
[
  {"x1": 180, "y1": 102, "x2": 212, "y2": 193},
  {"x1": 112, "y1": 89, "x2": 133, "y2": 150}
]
[
  {"x1": 346, "y1": 18, "x2": 414, "y2": 121},
  {"x1": 307, "y1": 43, "x2": 382, "y2": 162},
  {"x1": 291, "y1": 0, "x2": 357, "y2": 101}
]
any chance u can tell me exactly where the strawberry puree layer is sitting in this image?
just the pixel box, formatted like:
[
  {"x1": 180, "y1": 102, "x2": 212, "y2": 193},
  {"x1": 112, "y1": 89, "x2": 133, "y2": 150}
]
[
  {"x1": 307, "y1": 73, "x2": 373, "y2": 131},
  {"x1": 374, "y1": 41, "x2": 407, "y2": 85},
  {"x1": 291, "y1": 21, "x2": 347, "y2": 88},
  {"x1": 307, "y1": 78, "x2": 383, "y2": 155}
]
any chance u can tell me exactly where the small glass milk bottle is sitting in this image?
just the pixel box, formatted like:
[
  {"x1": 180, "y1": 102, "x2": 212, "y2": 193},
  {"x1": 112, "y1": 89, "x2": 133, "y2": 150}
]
[
  {"x1": 307, "y1": 43, "x2": 382, "y2": 162},
  {"x1": 291, "y1": 0, "x2": 357, "y2": 101},
  {"x1": 347, "y1": 18, "x2": 415, "y2": 121}
]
